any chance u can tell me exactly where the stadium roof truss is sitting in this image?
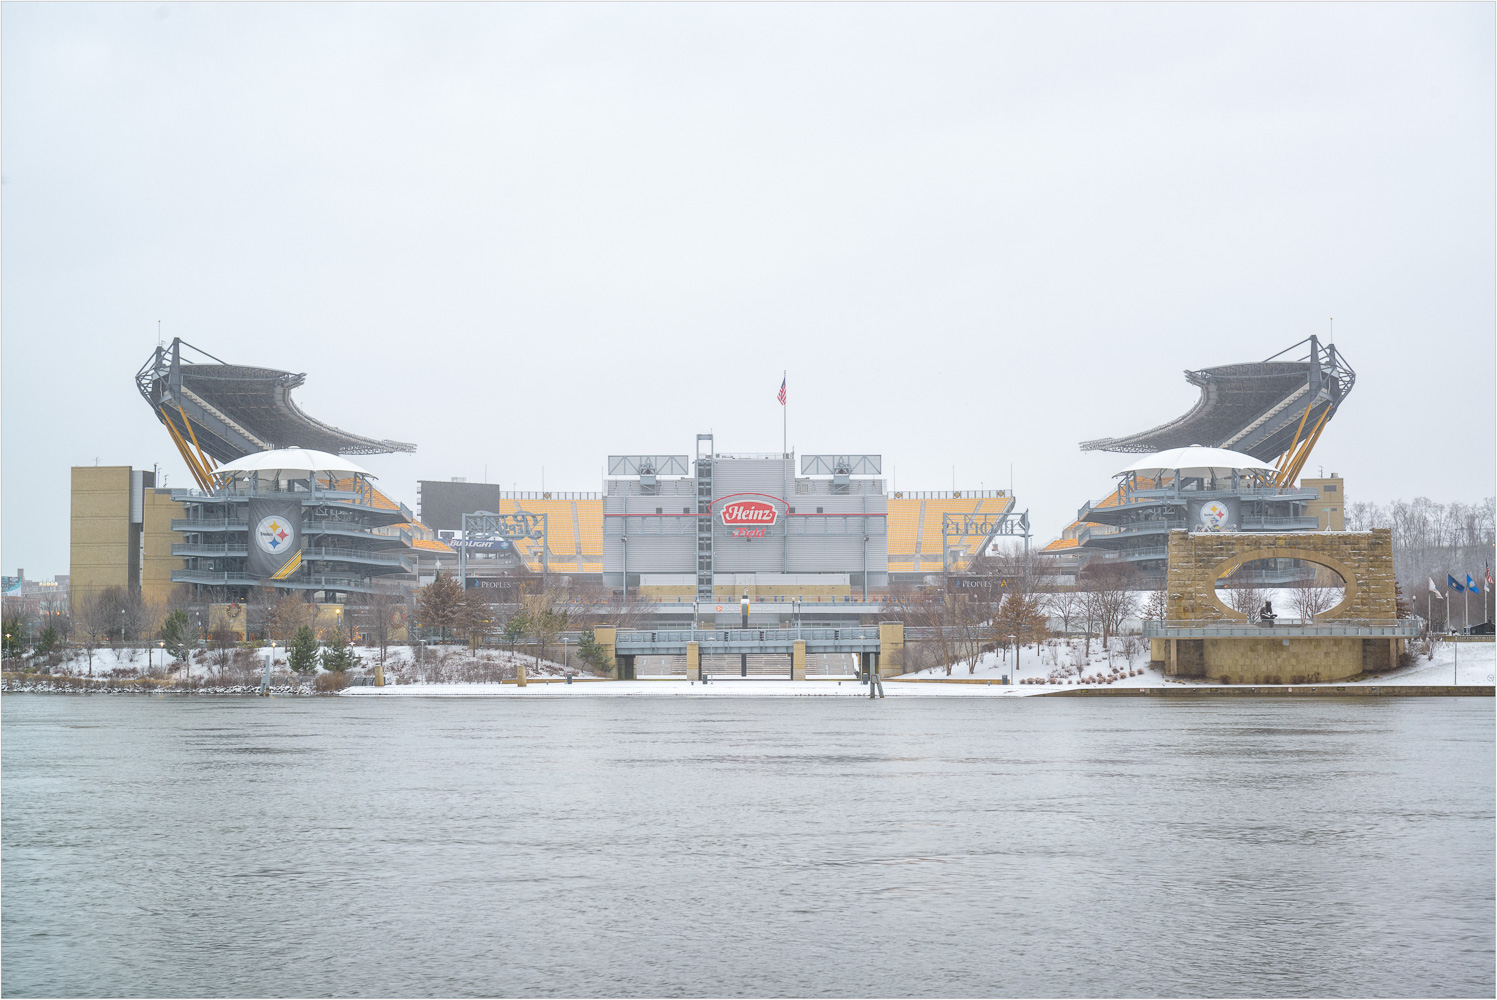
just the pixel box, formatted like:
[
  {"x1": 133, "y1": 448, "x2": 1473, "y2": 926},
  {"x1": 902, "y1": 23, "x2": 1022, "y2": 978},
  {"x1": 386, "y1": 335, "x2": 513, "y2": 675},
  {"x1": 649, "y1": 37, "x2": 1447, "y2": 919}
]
[
  {"x1": 606, "y1": 456, "x2": 691, "y2": 477},
  {"x1": 136, "y1": 338, "x2": 416, "y2": 489},
  {"x1": 800, "y1": 455, "x2": 882, "y2": 476},
  {"x1": 1078, "y1": 335, "x2": 1354, "y2": 478}
]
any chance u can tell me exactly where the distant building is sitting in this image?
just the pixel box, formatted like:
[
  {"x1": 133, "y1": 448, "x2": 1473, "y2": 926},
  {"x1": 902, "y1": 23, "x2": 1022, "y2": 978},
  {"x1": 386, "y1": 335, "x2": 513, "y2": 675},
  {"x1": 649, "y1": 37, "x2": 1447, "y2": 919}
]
[
  {"x1": 1299, "y1": 475, "x2": 1346, "y2": 531},
  {"x1": 69, "y1": 466, "x2": 183, "y2": 607}
]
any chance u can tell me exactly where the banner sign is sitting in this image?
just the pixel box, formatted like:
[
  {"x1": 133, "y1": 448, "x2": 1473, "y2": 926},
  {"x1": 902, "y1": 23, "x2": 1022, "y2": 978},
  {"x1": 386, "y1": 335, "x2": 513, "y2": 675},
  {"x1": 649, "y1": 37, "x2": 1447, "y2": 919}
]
[
  {"x1": 448, "y1": 538, "x2": 514, "y2": 553},
  {"x1": 1188, "y1": 497, "x2": 1239, "y2": 533},
  {"x1": 946, "y1": 576, "x2": 1012, "y2": 593},
  {"x1": 247, "y1": 498, "x2": 303, "y2": 581},
  {"x1": 721, "y1": 498, "x2": 777, "y2": 538},
  {"x1": 465, "y1": 577, "x2": 524, "y2": 595}
]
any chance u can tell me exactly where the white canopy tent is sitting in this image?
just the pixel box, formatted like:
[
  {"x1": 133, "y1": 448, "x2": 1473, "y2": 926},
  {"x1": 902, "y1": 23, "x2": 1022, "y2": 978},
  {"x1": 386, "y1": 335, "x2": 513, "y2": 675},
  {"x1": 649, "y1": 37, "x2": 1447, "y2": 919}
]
[
  {"x1": 211, "y1": 448, "x2": 374, "y2": 485},
  {"x1": 1116, "y1": 446, "x2": 1278, "y2": 480}
]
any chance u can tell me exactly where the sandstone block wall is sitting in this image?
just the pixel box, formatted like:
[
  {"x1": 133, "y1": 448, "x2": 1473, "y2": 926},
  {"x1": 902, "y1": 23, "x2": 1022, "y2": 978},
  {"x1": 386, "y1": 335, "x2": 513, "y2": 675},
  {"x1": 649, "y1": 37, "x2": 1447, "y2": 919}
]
[{"x1": 1166, "y1": 528, "x2": 1396, "y2": 621}]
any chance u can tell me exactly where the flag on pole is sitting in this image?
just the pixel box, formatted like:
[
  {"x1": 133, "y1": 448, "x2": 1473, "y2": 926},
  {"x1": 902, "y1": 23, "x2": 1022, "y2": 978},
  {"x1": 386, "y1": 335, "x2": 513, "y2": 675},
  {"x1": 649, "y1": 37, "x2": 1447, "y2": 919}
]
[
  {"x1": 1429, "y1": 577, "x2": 1444, "y2": 597},
  {"x1": 1447, "y1": 574, "x2": 1465, "y2": 593},
  {"x1": 1467, "y1": 573, "x2": 1480, "y2": 594},
  {"x1": 777, "y1": 377, "x2": 786, "y2": 405},
  {"x1": 1487, "y1": 563, "x2": 1493, "y2": 588}
]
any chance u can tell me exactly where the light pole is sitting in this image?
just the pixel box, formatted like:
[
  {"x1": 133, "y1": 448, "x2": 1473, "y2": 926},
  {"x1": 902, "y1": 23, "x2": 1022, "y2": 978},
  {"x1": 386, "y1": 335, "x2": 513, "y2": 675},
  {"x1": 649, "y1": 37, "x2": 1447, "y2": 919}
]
[
  {"x1": 159, "y1": 640, "x2": 167, "y2": 681},
  {"x1": 1009, "y1": 634, "x2": 1018, "y2": 685}
]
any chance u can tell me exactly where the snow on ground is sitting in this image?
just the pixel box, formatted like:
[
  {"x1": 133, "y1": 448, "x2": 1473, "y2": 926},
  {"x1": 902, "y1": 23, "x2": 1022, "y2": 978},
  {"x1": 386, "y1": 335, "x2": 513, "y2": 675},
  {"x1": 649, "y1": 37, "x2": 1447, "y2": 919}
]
[
  {"x1": 15, "y1": 638, "x2": 1491, "y2": 696},
  {"x1": 17, "y1": 644, "x2": 579, "y2": 684},
  {"x1": 1360, "y1": 639, "x2": 1494, "y2": 685},
  {"x1": 907, "y1": 637, "x2": 1162, "y2": 688}
]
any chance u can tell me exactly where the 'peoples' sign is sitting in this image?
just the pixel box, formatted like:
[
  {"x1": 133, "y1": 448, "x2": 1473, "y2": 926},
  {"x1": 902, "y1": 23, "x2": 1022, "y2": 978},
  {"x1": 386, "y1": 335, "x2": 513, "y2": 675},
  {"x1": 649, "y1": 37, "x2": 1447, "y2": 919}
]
[{"x1": 721, "y1": 499, "x2": 777, "y2": 538}]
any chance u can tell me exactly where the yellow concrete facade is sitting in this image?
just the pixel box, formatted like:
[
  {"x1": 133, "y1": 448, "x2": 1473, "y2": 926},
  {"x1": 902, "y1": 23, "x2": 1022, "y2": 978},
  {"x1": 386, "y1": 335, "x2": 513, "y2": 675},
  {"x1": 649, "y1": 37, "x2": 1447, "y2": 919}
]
[
  {"x1": 70, "y1": 467, "x2": 133, "y2": 604},
  {"x1": 142, "y1": 489, "x2": 185, "y2": 608},
  {"x1": 594, "y1": 626, "x2": 618, "y2": 677},
  {"x1": 878, "y1": 622, "x2": 904, "y2": 677},
  {"x1": 70, "y1": 467, "x2": 184, "y2": 608},
  {"x1": 1299, "y1": 477, "x2": 1346, "y2": 531},
  {"x1": 205, "y1": 602, "x2": 404, "y2": 643}
]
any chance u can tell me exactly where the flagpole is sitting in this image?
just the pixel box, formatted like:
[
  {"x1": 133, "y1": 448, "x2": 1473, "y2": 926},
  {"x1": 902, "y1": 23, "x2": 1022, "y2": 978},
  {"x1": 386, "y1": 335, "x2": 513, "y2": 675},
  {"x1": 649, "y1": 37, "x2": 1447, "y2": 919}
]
[{"x1": 782, "y1": 369, "x2": 787, "y2": 459}]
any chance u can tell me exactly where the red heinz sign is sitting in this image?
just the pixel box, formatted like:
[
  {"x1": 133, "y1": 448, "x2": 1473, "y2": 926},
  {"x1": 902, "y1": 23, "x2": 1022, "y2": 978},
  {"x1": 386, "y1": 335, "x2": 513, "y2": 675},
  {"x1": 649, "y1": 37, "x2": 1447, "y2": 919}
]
[{"x1": 720, "y1": 499, "x2": 778, "y2": 527}]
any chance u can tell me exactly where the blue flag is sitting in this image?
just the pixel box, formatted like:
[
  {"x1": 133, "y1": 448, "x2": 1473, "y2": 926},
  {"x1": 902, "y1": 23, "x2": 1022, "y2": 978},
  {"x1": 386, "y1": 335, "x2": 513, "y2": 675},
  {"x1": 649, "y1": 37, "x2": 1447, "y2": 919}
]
[
  {"x1": 1448, "y1": 574, "x2": 1465, "y2": 593},
  {"x1": 1467, "y1": 574, "x2": 1480, "y2": 594}
]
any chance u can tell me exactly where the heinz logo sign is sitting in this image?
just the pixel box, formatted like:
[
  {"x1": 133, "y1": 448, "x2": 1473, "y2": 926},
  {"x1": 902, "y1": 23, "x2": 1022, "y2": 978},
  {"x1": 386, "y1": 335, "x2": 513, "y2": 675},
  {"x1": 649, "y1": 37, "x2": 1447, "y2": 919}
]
[{"x1": 720, "y1": 500, "x2": 777, "y2": 526}]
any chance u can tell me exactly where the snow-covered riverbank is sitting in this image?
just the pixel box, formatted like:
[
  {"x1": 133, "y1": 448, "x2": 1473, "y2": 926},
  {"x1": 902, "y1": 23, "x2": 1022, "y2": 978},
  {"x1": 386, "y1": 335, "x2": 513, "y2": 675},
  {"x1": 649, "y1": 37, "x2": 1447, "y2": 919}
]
[{"x1": 7, "y1": 639, "x2": 1490, "y2": 697}]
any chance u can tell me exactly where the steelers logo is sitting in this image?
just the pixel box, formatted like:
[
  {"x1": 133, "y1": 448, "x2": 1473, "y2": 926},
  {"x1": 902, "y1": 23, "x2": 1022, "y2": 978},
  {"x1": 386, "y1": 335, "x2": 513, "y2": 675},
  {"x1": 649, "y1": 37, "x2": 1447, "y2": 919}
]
[
  {"x1": 1199, "y1": 501, "x2": 1230, "y2": 532},
  {"x1": 254, "y1": 515, "x2": 295, "y2": 554}
]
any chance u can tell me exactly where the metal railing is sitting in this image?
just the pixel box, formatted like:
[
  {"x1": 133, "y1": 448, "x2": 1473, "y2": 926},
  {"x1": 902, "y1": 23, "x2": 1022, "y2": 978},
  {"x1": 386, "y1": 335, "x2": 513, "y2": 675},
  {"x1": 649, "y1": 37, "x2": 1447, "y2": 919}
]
[
  {"x1": 172, "y1": 518, "x2": 249, "y2": 532},
  {"x1": 1116, "y1": 546, "x2": 1169, "y2": 561},
  {"x1": 171, "y1": 486, "x2": 378, "y2": 506},
  {"x1": 1143, "y1": 618, "x2": 1423, "y2": 638},
  {"x1": 171, "y1": 546, "x2": 412, "y2": 570},
  {"x1": 1238, "y1": 516, "x2": 1322, "y2": 529},
  {"x1": 170, "y1": 518, "x2": 409, "y2": 540},
  {"x1": 1127, "y1": 486, "x2": 1317, "y2": 501},
  {"x1": 171, "y1": 542, "x2": 249, "y2": 557},
  {"x1": 169, "y1": 569, "x2": 403, "y2": 593},
  {"x1": 902, "y1": 626, "x2": 1021, "y2": 642},
  {"x1": 617, "y1": 626, "x2": 882, "y2": 645}
]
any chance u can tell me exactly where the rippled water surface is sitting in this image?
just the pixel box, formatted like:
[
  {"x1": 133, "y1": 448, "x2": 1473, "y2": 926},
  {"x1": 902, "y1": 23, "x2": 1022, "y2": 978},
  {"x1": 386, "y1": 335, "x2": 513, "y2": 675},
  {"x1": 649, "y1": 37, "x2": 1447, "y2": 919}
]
[{"x1": 3, "y1": 695, "x2": 1492, "y2": 998}]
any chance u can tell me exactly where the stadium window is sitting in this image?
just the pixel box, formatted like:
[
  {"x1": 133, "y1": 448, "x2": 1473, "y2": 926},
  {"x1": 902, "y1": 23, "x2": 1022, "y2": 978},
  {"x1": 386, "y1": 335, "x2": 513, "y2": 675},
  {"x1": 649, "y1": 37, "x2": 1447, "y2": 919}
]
[
  {"x1": 788, "y1": 507, "x2": 795, "y2": 514},
  {"x1": 683, "y1": 507, "x2": 690, "y2": 514},
  {"x1": 816, "y1": 507, "x2": 823, "y2": 514},
  {"x1": 1324, "y1": 485, "x2": 1338, "y2": 492},
  {"x1": 655, "y1": 507, "x2": 663, "y2": 515}
]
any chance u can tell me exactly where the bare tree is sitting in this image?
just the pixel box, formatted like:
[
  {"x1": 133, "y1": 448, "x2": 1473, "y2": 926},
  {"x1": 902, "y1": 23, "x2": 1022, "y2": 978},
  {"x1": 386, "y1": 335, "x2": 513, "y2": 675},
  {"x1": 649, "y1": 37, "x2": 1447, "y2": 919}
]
[
  {"x1": 351, "y1": 590, "x2": 406, "y2": 665},
  {"x1": 1290, "y1": 565, "x2": 1343, "y2": 621},
  {"x1": 39, "y1": 588, "x2": 70, "y2": 642},
  {"x1": 1221, "y1": 582, "x2": 1269, "y2": 616},
  {"x1": 207, "y1": 606, "x2": 238, "y2": 672},
  {"x1": 75, "y1": 589, "x2": 118, "y2": 675},
  {"x1": 264, "y1": 591, "x2": 315, "y2": 642},
  {"x1": 1078, "y1": 560, "x2": 1138, "y2": 646},
  {"x1": 1044, "y1": 587, "x2": 1085, "y2": 636},
  {"x1": 1140, "y1": 589, "x2": 1168, "y2": 622},
  {"x1": 889, "y1": 588, "x2": 962, "y2": 676},
  {"x1": 521, "y1": 589, "x2": 570, "y2": 669}
]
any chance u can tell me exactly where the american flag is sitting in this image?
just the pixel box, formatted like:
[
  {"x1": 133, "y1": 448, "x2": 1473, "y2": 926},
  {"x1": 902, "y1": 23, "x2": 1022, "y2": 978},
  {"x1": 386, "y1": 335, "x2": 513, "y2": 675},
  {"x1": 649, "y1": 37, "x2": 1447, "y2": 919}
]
[{"x1": 777, "y1": 376, "x2": 786, "y2": 405}]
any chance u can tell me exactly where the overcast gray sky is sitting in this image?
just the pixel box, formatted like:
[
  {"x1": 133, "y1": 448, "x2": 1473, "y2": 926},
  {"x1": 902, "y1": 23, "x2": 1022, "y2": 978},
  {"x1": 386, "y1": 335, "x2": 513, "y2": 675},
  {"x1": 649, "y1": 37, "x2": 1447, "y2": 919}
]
[{"x1": 3, "y1": 1, "x2": 1493, "y2": 579}]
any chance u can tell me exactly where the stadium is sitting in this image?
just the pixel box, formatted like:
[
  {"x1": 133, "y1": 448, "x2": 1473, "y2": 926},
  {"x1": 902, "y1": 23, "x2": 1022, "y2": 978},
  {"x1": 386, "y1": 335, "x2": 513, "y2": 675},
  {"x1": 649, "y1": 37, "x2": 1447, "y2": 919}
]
[
  {"x1": 73, "y1": 332, "x2": 1357, "y2": 633},
  {"x1": 118, "y1": 340, "x2": 1032, "y2": 621},
  {"x1": 1045, "y1": 335, "x2": 1355, "y2": 586},
  {"x1": 421, "y1": 442, "x2": 1027, "y2": 622}
]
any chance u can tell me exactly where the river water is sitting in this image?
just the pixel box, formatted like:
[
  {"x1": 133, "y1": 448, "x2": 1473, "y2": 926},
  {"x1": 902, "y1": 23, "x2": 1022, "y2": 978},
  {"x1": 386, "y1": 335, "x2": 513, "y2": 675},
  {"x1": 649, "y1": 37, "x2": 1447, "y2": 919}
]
[{"x1": 2, "y1": 695, "x2": 1492, "y2": 998}]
